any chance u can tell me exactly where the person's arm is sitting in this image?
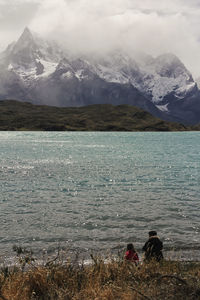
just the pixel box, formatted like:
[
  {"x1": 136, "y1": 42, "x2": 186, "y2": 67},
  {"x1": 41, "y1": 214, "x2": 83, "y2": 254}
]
[
  {"x1": 134, "y1": 253, "x2": 139, "y2": 261},
  {"x1": 142, "y1": 242, "x2": 148, "y2": 251},
  {"x1": 159, "y1": 240, "x2": 163, "y2": 250}
]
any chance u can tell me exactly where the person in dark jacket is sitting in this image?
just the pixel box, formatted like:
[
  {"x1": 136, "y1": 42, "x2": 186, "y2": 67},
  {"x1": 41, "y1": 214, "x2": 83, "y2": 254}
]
[{"x1": 142, "y1": 231, "x2": 163, "y2": 262}]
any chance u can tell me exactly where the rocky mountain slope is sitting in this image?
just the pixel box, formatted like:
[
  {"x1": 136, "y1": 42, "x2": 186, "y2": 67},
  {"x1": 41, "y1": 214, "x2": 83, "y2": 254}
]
[{"x1": 0, "y1": 27, "x2": 200, "y2": 125}]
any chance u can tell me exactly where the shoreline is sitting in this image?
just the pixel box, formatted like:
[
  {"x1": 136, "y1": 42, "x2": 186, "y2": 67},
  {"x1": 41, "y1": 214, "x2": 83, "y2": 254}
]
[{"x1": 1, "y1": 246, "x2": 200, "y2": 268}]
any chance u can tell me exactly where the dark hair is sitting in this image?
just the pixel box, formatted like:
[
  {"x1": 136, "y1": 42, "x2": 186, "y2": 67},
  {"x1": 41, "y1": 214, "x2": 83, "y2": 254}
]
[
  {"x1": 149, "y1": 230, "x2": 157, "y2": 237},
  {"x1": 127, "y1": 243, "x2": 135, "y2": 251}
]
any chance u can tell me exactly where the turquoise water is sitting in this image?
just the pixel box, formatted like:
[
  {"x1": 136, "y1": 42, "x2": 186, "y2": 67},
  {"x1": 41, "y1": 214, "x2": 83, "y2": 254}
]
[{"x1": 0, "y1": 132, "x2": 199, "y2": 260}]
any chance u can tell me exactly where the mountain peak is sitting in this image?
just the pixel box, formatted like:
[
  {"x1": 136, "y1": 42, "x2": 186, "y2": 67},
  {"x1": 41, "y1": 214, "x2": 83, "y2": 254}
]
[
  {"x1": 18, "y1": 27, "x2": 34, "y2": 43},
  {"x1": 23, "y1": 26, "x2": 31, "y2": 34},
  {"x1": 152, "y1": 53, "x2": 193, "y2": 81},
  {"x1": 155, "y1": 53, "x2": 182, "y2": 65},
  {"x1": 11, "y1": 26, "x2": 36, "y2": 55},
  {"x1": 8, "y1": 27, "x2": 38, "y2": 66}
]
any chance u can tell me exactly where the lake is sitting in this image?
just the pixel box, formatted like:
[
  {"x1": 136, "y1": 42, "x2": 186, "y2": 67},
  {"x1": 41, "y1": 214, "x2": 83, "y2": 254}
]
[{"x1": 0, "y1": 132, "x2": 199, "y2": 261}]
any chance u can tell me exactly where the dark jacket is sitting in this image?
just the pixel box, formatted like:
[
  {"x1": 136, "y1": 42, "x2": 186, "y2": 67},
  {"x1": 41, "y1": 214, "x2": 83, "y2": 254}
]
[{"x1": 142, "y1": 236, "x2": 163, "y2": 261}]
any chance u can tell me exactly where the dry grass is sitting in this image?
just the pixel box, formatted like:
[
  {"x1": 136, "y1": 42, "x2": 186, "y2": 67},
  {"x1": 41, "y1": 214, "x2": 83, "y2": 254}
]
[{"x1": 0, "y1": 253, "x2": 199, "y2": 300}]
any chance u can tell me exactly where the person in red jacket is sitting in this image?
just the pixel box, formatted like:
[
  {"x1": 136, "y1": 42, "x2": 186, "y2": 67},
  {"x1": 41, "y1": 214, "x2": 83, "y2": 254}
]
[{"x1": 125, "y1": 243, "x2": 139, "y2": 265}]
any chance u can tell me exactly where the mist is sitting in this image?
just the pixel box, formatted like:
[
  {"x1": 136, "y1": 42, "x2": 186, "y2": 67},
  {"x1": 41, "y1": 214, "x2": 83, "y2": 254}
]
[{"x1": 1, "y1": 0, "x2": 200, "y2": 77}]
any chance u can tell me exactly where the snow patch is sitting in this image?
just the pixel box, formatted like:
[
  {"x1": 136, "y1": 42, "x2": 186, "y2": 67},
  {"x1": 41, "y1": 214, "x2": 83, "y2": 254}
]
[
  {"x1": 156, "y1": 103, "x2": 169, "y2": 112},
  {"x1": 75, "y1": 69, "x2": 86, "y2": 80},
  {"x1": 36, "y1": 59, "x2": 57, "y2": 77},
  {"x1": 95, "y1": 64, "x2": 129, "y2": 84},
  {"x1": 138, "y1": 69, "x2": 194, "y2": 103},
  {"x1": 175, "y1": 82, "x2": 196, "y2": 98},
  {"x1": 61, "y1": 71, "x2": 73, "y2": 79},
  {"x1": 146, "y1": 76, "x2": 179, "y2": 103},
  {"x1": 8, "y1": 59, "x2": 58, "y2": 84},
  {"x1": 8, "y1": 64, "x2": 13, "y2": 71}
]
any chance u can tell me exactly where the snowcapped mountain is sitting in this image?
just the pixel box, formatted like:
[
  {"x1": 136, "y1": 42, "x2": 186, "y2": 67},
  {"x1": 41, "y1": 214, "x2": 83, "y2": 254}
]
[
  {"x1": 0, "y1": 27, "x2": 200, "y2": 125},
  {"x1": 1, "y1": 27, "x2": 62, "y2": 80}
]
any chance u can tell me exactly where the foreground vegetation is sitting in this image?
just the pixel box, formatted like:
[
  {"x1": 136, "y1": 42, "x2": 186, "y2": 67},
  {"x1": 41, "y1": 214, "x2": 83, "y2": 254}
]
[
  {"x1": 0, "y1": 100, "x2": 199, "y2": 131},
  {"x1": 0, "y1": 249, "x2": 200, "y2": 300}
]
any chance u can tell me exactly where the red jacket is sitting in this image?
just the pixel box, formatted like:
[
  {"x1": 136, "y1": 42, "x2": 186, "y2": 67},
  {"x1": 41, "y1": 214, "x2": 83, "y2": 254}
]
[{"x1": 125, "y1": 250, "x2": 139, "y2": 264}]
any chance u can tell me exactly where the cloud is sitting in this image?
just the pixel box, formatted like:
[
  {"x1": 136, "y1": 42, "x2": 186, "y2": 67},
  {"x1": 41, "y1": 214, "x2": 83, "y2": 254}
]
[
  {"x1": 1, "y1": 0, "x2": 200, "y2": 77},
  {"x1": 0, "y1": 0, "x2": 39, "y2": 48}
]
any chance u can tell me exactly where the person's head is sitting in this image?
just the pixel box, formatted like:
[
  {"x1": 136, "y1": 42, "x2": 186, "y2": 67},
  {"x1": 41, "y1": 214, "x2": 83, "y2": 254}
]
[
  {"x1": 127, "y1": 243, "x2": 135, "y2": 251},
  {"x1": 148, "y1": 230, "x2": 157, "y2": 237}
]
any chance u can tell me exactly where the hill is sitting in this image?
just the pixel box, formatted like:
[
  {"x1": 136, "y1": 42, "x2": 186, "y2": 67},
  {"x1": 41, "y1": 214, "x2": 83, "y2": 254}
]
[{"x1": 0, "y1": 100, "x2": 199, "y2": 131}]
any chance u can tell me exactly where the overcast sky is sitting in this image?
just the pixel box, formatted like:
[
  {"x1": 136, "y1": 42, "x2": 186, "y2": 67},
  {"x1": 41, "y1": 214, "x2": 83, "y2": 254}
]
[{"x1": 0, "y1": 0, "x2": 200, "y2": 77}]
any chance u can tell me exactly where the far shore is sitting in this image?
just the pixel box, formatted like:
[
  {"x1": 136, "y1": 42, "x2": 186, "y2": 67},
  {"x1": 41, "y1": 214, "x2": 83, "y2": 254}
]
[{"x1": 0, "y1": 100, "x2": 200, "y2": 131}]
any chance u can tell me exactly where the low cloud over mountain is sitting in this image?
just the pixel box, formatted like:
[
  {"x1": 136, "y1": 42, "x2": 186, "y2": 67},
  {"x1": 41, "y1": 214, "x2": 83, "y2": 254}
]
[
  {"x1": 0, "y1": 28, "x2": 200, "y2": 125},
  {"x1": 1, "y1": 0, "x2": 200, "y2": 78}
]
